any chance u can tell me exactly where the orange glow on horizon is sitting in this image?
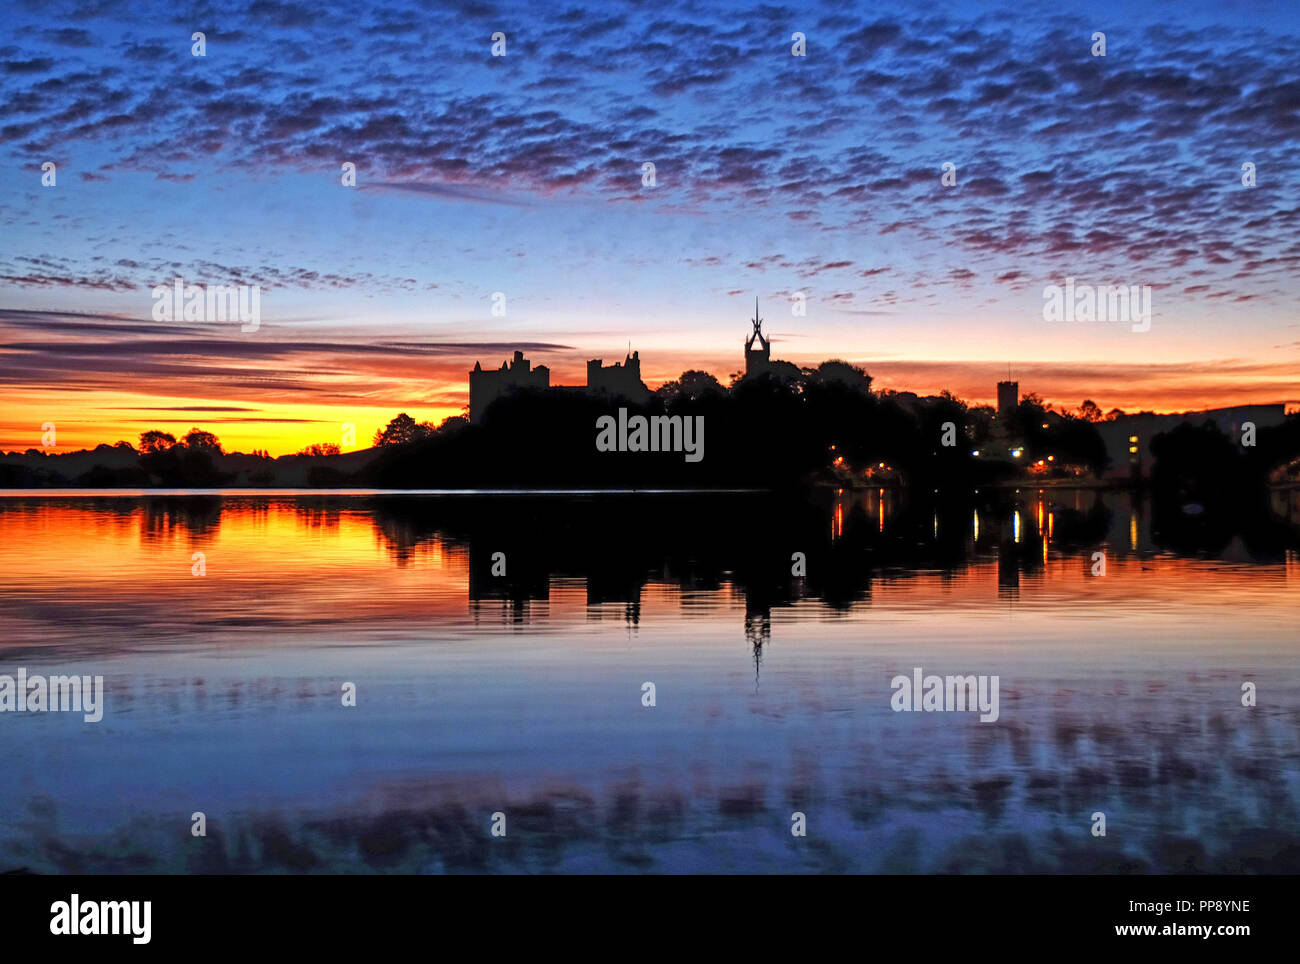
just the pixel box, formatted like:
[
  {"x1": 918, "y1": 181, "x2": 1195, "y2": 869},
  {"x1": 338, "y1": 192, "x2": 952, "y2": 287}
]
[{"x1": 3, "y1": 348, "x2": 1296, "y2": 456}]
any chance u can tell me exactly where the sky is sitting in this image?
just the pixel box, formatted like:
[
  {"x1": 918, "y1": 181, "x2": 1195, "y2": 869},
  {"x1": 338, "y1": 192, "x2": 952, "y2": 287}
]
[{"x1": 1, "y1": 0, "x2": 1298, "y2": 454}]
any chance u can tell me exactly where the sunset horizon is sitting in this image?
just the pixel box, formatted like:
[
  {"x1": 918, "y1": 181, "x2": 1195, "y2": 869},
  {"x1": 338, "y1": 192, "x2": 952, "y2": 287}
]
[{"x1": 5, "y1": 309, "x2": 1298, "y2": 456}]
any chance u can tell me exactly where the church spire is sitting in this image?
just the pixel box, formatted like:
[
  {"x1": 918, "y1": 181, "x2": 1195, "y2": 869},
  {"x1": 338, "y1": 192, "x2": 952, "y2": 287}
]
[
  {"x1": 747, "y1": 296, "x2": 767, "y2": 350},
  {"x1": 744, "y1": 295, "x2": 770, "y2": 377}
]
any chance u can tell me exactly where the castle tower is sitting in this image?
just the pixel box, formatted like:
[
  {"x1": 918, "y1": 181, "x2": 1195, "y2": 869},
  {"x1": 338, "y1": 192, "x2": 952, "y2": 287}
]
[
  {"x1": 469, "y1": 350, "x2": 550, "y2": 423},
  {"x1": 744, "y1": 297, "x2": 770, "y2": 377},
  {"x1": 585, "y1": 349, "x2": 649, "y2": 404},
  {"x1": 996, "y1": 380, "x2": 1018, "y2": 420}
]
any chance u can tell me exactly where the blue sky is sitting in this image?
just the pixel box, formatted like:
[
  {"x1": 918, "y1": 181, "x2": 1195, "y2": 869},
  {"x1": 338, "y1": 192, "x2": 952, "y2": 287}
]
[{"x1": 1, "y1": 0, "x2": 1297, "y2": 451}]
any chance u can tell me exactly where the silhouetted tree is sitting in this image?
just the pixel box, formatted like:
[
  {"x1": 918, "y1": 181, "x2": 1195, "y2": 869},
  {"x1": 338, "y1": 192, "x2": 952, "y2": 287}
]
[
  {"x1": 181, "y1": 428, "x2": 223, "y2": 454},
  {"x1": 967, "y1": 405, "x2": 995, "y2": 447},
  {"x1": 1246, "y1": 413, "x2": 1300, "y2": 483},
  {"x1": 139, "y1": 439, "x2": 231, "y2": 486},
  {"x1": 1151, "y1": 421, "x2": 1241, "y2": 505},
  {"x1": 810, "y1": 360, "x2": 872, "y2": 393},
  {"x1": 656, "y1": 370, "x2": 725, "y2": 403},
  {"x1": 1016, "y1": 398, "x2": 1108, "y2": 476},
  {"x1": 298, "y1": 443, "x2": 341, "y2": 457},
  {"x1": 373, "y1": 413, "x2": 434, "y2": 446},
  {"x1": 765, "y1": 360, "x2": 805, "y2": 387},
  {"x1": 139, "y1": 430, "x2": 176, "y2": 453}
]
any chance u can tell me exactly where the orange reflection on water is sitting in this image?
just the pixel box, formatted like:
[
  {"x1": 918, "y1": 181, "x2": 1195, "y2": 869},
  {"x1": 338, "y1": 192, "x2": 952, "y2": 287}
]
[
  {"x1": 0, "y1": 498, "x2": 471, "y2": 637},
  {"x1": 0, "y1": 493, "x2": 1298, "y2": 656}
]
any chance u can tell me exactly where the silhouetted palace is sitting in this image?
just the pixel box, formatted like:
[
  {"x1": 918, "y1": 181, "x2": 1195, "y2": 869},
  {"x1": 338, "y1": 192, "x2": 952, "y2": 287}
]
[
  {"x1": 470, "y1": 304, "x2": 1289, "y2": 478},
  {"x1": 470, "y1": 301, "x2": 781, "y2": 423},
  {"x1": 469, "y1": 351, "x2": 549, "y2": 423},
  {"x1": 470, "y1": 349, "x2": 651, "y2": 423}
]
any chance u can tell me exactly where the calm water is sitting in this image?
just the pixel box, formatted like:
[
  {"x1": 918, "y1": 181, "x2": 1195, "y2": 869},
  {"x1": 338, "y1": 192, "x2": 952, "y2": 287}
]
[{"x1": 1, "y1": 489, "x2": 1298, "y2": 873}]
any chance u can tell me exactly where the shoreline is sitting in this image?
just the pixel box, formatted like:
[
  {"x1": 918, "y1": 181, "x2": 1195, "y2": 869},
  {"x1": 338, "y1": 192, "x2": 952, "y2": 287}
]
[{"x1": 2, "y1": 481, "x2": 1298, "y2": 497}]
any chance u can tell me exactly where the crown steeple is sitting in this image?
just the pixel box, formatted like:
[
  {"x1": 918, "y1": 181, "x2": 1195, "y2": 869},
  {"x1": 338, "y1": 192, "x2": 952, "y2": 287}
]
[{"x1": 744, "y1": 296, "x2": 770, "y2": 377}]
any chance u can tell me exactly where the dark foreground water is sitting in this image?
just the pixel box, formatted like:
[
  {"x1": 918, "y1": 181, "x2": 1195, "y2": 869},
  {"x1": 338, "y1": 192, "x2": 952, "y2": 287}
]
[{"x1": 1, "y1": 488, "x2": 1298, "y2": 873}]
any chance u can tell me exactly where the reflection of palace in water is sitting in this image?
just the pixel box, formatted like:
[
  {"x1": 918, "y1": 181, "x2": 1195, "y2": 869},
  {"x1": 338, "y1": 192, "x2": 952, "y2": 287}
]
[
  {"x1": 455, "y1": 485, "x2": 1300, "y2": 680},
  {"x1": 454, "y1": 485, "x2": 1289, "y2": 685}
]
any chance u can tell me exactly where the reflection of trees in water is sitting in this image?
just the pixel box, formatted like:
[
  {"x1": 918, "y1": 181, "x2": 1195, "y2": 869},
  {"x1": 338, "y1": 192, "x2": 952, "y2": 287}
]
[
  {"x1": 469, "y1": 595, "x2": 536, "y2": 627},
  {"x1": 291, "y1": 500, "x2": 342, "y2": 535},
  {"x1": 371, "y1": 509, "x2": 434, "y2": 568},
  {"x1": 1269, "y1": 488, "x2": 1298, "y2": 522},
  {"x1": 104, "y1": 487, "x2": 1299, "y2": 602},
  {"x1": 132, "y1": 496, "x2": 353, "y2": 548},
  {"x1": 139, "y1": 497, "x2": 222, "y2": 544},
  {"x1": 1150, "y1": 487, "x2": 1300, "y2": 561},
  {"x1": 366, "y1": 487, "x2": 1300, "y2": 628}
]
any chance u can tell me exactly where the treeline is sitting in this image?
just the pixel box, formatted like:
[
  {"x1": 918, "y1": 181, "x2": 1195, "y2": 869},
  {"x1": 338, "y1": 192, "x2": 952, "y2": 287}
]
[
  {"x1": 362, "y1": 364, "x2": 1110, "y2": 490},
  {"x1": 5, "y1": 366, "x2": 1297, "y2": 492},
  {"x1": 1152, "y1": 417, "x2": 1300, "y2": 501},
  {"x1": 361, "y1": 365, "x2": 1300, "y2": 492},
  {"x1": 0, "y1": 427, "x2": 354, "y2": 488}
]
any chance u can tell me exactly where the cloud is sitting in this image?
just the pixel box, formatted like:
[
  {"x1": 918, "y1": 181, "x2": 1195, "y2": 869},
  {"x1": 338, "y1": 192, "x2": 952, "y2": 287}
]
[
  {"x1": 0, "y1": 0, "x2": 1295, "y2": 361},
  {"x1": 370, "y1": 180, "x2": 536, "y2": 206},
  {"x1": 0, "y1": 307, "x2": 575, "y2": 405},
  {"x1": 2, "y1": 57, "x2": 55, "y2": 73}
]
